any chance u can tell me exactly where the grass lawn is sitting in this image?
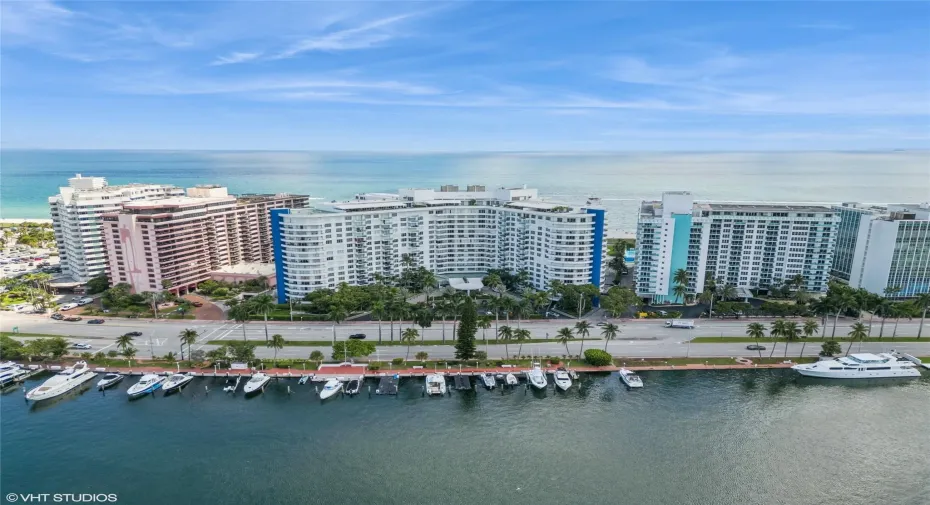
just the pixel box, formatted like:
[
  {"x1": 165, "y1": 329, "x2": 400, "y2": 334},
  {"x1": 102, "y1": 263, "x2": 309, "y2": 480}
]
[
  {"x1": 614, "y1": 356, "x2": 819, "y2": 366},
  {"x1": 691, "y1": 336, "x2": 924, "y2": 343},
  {"x1": 207, "y1": 337, "x2": 599, "y2": 347},
  {"x1": 2, "y1": 331, "x2": 66, "y2": 339}
]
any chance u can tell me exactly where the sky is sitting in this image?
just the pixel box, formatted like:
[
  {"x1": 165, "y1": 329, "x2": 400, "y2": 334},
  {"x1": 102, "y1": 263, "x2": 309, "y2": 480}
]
[{"x1": 1, "y1": 1, "x2": 928, "y2": 151}]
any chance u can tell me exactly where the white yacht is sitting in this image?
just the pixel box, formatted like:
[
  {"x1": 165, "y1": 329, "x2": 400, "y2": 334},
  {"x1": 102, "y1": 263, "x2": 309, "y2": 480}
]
[
  {"x1": 0, "y1": 362, "x2": 29, "y2": 387},
  {"x1": 243, "y1": 373, "x2": 271, "y2": 395},
  {"x1": 505, "y1": 373, "x2": 519, "y2": 387},
  {"x1": 319, "y1": 378, "x2": 342, "y2": 400},
  {"x1": 345, "y1": 376, "x2": 362, "y2": 395},
  {"x1": 96, "y1": 373, "x2": 123, "y2": 390},
  {"x1": 792, "y1": 353, "x2": 921, "y2": 379},
  {"x1": 127, "y1": 374, "x2": 166, "y2": 398},
  {"x1": 425, "y1": 373, "x2": 447, "y2": 396},
  {"x1": 479, "y1": 372, "x2": 496, "y2": 389},
  {"x1": 619, "y1": 368, "x2": 644, "y2": 388},
  {"x1": 162, "y1": 373, "x2": 194, "y2": 394},
  {"x1": 525, "y1": 363, "x2": 548, "y2": 390},
  {"x1": 25, "y1": 361, "x2": 96, "y2": 401},
  {"x1": 552, "y1": 368, "x2": 572, "y2": 391}
]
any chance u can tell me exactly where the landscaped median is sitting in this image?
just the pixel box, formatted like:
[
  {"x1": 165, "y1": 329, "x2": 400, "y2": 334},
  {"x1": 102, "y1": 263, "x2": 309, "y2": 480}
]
[
  {"x1": 206, "y1": 337, "x2": 601, "y2": 347},
  {"x1": 690, "y1": 336, "x2": 925, "y2": 343}
]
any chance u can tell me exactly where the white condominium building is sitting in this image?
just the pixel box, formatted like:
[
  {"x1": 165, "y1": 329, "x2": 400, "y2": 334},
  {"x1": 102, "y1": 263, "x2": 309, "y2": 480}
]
[
  {"x1": 271, "y1": 185, "x2": 607, "y2": 303},
  {"x1": 636, "y1": 192, "x2": 839, "y2": 302},
  {"x1": 48, "y1": 174, "x2": 185, "y2": 282},
  {"x1": 832, "y1": 202, "x2": 930, "y2": 298}
]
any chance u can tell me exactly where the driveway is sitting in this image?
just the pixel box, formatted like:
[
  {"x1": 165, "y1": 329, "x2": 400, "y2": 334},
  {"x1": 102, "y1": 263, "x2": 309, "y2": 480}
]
[{"x1": 183, "y1": 294, "x2": 224, "y2": 320}]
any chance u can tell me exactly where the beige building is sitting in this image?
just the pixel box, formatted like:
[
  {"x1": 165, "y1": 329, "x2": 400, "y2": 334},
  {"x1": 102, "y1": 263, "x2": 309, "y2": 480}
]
[{"x1": 102, "y1": 186, "x2": 307, "y2": 294}]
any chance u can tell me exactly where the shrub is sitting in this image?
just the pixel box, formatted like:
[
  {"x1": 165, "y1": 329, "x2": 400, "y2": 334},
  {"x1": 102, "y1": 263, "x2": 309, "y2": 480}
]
[
  {"x1": 368, "y1": 364, "x2": 380, "y2": 371},
  {"x1": 80, "y1": 352, "x2": 92, "y2": 360},
  {"x1": 495, "y1": 360, "x2": 504, "y2": 367},
  {"x1": 94, "y1": 352, "x2": 106, "y2": 360},
  {"x1": 584, "y1": 348, "x2": 612, "y2": 366},
  {"x1": 415, "y1": 351, "x2": 429, "y2": 361},
  {"x1": 391, "y1": 357, "x2": 404, "y2": 365},
  {"x1": 107, "y1": 350, "x2": 118, "y2": 358},
  {"x1": 212, "y1": 288, "x2": 229, "y2": 297},
  {"x1": 820, "y1": 341, "x2": 842, "y2": 357},
  {"x1": 549, "y1": 357, "x2": 561, "y2": 364},
  {"x1": 475, "y1": 351, "x2": 487, "y2": 360},
  {"x1": 309, "y1": 350, "x2": 324, "y2": 361}
]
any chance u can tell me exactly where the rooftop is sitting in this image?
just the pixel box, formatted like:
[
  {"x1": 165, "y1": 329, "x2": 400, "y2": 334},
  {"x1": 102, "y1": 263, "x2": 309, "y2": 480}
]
[
  {"x1": 698, "y1": 202, "x2": 835, "y2": 213},
  {"x1": 211, "y1": 263, "x2": 275, "y2": 276}
]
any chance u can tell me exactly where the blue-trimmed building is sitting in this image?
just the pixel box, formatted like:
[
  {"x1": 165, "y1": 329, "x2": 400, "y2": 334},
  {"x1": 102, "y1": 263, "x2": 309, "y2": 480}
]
[{"x1": 271, "y1": 185, "x2": 608, "y2": 303}]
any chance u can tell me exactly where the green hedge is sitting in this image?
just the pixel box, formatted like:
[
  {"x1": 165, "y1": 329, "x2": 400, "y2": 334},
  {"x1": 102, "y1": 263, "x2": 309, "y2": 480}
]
[{"x1": 583, "y1": 349, "x2": 612, "y2": 366}]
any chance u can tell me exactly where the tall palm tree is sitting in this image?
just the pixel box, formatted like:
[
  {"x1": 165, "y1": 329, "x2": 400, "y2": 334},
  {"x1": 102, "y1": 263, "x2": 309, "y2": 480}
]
[
  {"x1": 769, "y1": 320, "x2": 785, "y2": 358},
  {"x1": 228, "y1": 302, "x2": 253, "y2": 340},
  {"x1": 513, "y1": 299, "x2": 531, "y2": 329},
  {"x1": 876, "y1": 299, "x2": 892, "y2": 338},
  {"x1": 513, "y1": 328, "x2": 531, "y2": 356},
  {"x1": 574, "y1": 320, "x2": 592, "y2": 356},
  {"x1": 122, "y1": 346, "x2": 137, "y2": 366},
  {"x1": 889, "y1": 303, "x2": 903, "y2": 338},
  {"x1": 372, "y1": 300, "x2": 386, "y2": 343},
  {"x1": 846, "y1": 322, "x2": 868, "y2": 356},
  {"x1": 401, "y1": 327, "x2": 418, "y2": 362},
  {"x1": 801, "y1": 320, "x2": 819, "y2": 358},
  {"x1": 782, "y1": 321, "x2": 799, "y2": 358},
  {"x1": 601, "y1": 322, "x2": 619, "y2": 351},
  {"x1": 809, "y1": 298, "x2": 831, "y2": 339},
  {"x1": 250, "y1": 294, "x2": 276, "y2": 343},
  {"x1": 179, "y1": 328, "x2": 198, "y2": 362},
  {"x1": 673, "y1": 268, "x2": 689, "y2": 304},
  {"x1": 477, "y1": 315, "x2": 492, "y2": 342},
  {"x1": 498, "y1": 325, "x2": 514, "y2": 358},
  {"x1": 556, "y1": 327, "x2": 574, "y2": 356},
  {"x1": 326, "y1": 304, "x2": 347, "y2": 345},
  {"x1": 746, "y1": 322, "x2": 765, "y2": 358},
  {"x1": 142, "y1": 291, "x2": 163, "y2": 318},
  {"x1": 672, "y1": 284, "x2": 688, "y2": 305},
  {"x1": 915, "y1": 293, "x2": 930, "y2": 339},
  {"x1": 421, "y1": 271, "x2": 437, "y2": 304},
  {"x1": 116, "y1": 333, "x2": 134, "y2": 353},
  {"x1": 831, "y1": 292, "x2": 857, "y2": 339},
  {"x1": 498, "y1": 296, "x2": 514, "y2": 328},
  {"x1": 720, "y1": 284, "x2": 737, "y2": 302},
  {"x1": 449, "y1": 294, "x2": 466, "y2": 341},
  {"x1": 267, "y1": 334, "x2": 285, "y2": 366}
]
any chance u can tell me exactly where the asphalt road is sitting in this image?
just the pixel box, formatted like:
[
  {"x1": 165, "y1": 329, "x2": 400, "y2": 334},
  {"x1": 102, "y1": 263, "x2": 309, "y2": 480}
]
[{"x1": 4, "y1": 312, "x2": 929, "y2": 360}]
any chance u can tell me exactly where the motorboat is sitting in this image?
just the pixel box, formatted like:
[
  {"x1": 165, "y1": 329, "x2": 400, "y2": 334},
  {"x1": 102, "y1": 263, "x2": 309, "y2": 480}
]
[
  {"x1": 525, "y1": 363, "x2": 548, "y2": 390},
  {"x1": 96, "y1": 373, "x2": 123, "y2": 390},
  {"x1": 243, "y1": 373, "x2": 271, "y2": 395},
  {"x1": 425, "y1": 373, "x2": 447, "y2": 395},
  {"x1": 345, "y1": 376, "x2": 362, "y2": 395},
  {"x1": 505, "y1": 373, "x2": 519, "y2": 387},
  {"x1": 0, "y1": 362, "x2": 29, "y2": 387},
  {"x1": 127, "y1": 374, "x2": 166, "y2": 398},
  {"x1": 25, "y1": 361, "x2": 97, "y2": 401},
  {"x1": 297, "y1": 375, "x2": 310, "y2": 385},
  {"x1": 552, "y1": 367, "x2": 573, "y2": 391},
  {"x1": 619, "y1": 368, "x2": 644, "y2": 388},
  {"x1": 319, "y1": 378, "x2": 343, "y2": 400},
  {"x1": 162, "y1": 373, "x2": 194, "y2": 394},
  {"x1": 792, "y1": 353, "x2": 921, "y2": 379},
  {"x1": 480, "y1": 372, "x2": 496, "y2": 389}
]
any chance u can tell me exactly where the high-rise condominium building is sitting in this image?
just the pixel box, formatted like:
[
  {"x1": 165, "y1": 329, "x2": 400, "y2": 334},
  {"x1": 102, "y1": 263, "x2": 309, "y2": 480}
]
[
  {"x1": 832, "y1": 202, "x2": 930, "y2": 298},
  {"x1": 102, "y1": 186, "x2": 308, "y2": 294},
  {"x1": 48, "y1": 174, "x2": 185, "y2": 282},
  {"x1": 636, "y1": 192, "x2": 839, "y2": 302},
  {"x1": 271, "y1": 185, "x2": 607, "y2": 303}
]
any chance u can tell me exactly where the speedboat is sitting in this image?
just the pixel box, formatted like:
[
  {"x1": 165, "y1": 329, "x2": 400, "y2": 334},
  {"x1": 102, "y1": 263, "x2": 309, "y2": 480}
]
[
  {"x1": 525, "y1": 363, "x2": 548, "y2": 390},
  {"x1": 25, "y1": 361, "x2": 97, "y2": 401},
  {"x1": 243, "y1": 373, "x2": 271, "y2": 395},
  {"x1": 480, "y1": 372, "x2": 496, "y2": 389},
  {"x1": 162, "y1": 373, "x2": 194, "y2": 394},
  {"x1": 792, "y1": 353, "x2": 921, "y2": 379},
  {"x1": 619, "y1": 368, "x2": 643, "y2": 388},
  {"x1": 552, "y1": 367, "x2": 572, "y2": 391},
  {"x1": 297, "y1": 375, "x2": 310, "y2": 385},
  {"x1": 425, "y1": 373, "x2": 447, "y2": 395},
  {"x1": 96, "y1": 373, "x2": 124, "y2": 390},
  {"x1": 127, "y1": 374, "x2": 166, "y2": 398},
  {"x1": 0, "y1": 362, "x2": 29, "y2": 387},
  {"x1": 505, "y1": 373, "x2": 519, "y2": 387},
  {"x1": 319, "y1": 378, "x2": 342, "y2": 400},
  {"x1": 345, "y1": 376, "x2": 362, "y2": 395}
]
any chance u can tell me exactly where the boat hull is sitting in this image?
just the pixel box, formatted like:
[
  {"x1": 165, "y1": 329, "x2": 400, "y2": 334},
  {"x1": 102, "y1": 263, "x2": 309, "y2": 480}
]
[
  {"x1": 97, "y1": 376, "x2": 124, "y2": 390},
  {"x1": 128, "y1": 381, "x2": 164, "y2": 398},
  {"x1": 26, "y1": 372, "x2": 97, "y2": 401},
  {"x1": 792, "y1": 367, "x2": 921, "y2": 379},
  {"x1": 163, "y1": 377, "x2": 194, "y2": 394},
  {"x1": 243, "y1": 378, "x2": 271, "y2": 395}
]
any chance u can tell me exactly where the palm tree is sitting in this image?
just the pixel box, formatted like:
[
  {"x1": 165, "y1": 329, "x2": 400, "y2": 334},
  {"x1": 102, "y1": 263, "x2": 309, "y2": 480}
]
[
  {"x1": 477, "y1": 315, "x2": 492, "y2": 342},
  {"x1": 179, "y1": 328, "x2": 198, "y2": 362},
  {"x1": 801, "y1": 320, "x2": 819, "y2": 358},
  {"x1": 601, "y1": 322, "x2": 619, "y2": 351},
  {"x1": 846, "y1": 322, "x2": 868, "y2": 356},
  {"x1": 513, "y1": 328, "x2": 531, "y2": 356},
  {"x1": 720, "y1": 284, "x2": 737, "y2": 302},
  {"x1": 831, "y1": 292, "x2": 857, "y2": 339},
  {"x1": 574, "y1": 320, "x2": 592, "y2": 356},
  {"x1": 673, "y1": 269, "x2": 689, "y2": 304},
  {"x1": 513, "y1": 299, "x2": 531, "y2": 329},
  {"x1": 809, "y1": 298, "x2": 831, "y2": 338},
  {"x1": 326, "y1": 304, "x2": 347, "y2": 345},
  {"x1": 122, "y1": 346, "x2": 137, "y2": 366},
  {"x1": 141, "y1": 291, "x2": 162, "y2": 318},
  {"x1": 228, "y1": 303, "x2": 252, "y2": 340},
  {"x1": 116, "y1": 333, "x2": 134, "y2": 353},
  {"x1": 250, "y1": 294, "x2": 276, "y2": 343},
  {"x1": 672, "y1": 284, "x2": 688, "y2": 305},
  {"x1": 497, "y1": 296, "x2": 514, "y2": 328},
  {"x1": 267, "y1": 334, "x2": 285, "y2": 366},
  {"x1": 746, "y1": 322, "x2": 765, "y2": 358},
  {"x1": 889, "y1": 303, "x2": 903, "y2": 338},
  {"x1": 782, "y1": 321, "x2": 799, "y2": 358},
  {"x1": 876, "y1": 299, "x2": 892, "y2": 338},
  {"x1": 401, "y1": 327, "x2": 418, "y2": 362},
  {"x1": 421, "y1": 271, "x2": 437, "y2": 304},
  {"x1": 556, "y1": 327, "x2": 574, "y2": 356},
  {"x1": 769, "y1": 320, "x2": 785, "y2": 358},
  {"x1": 915, "y1": 293, "x2": 930, "y2": 339},
  {"x1": 372, "y1": 300, "x2": 386, "y2": 343},
  {"x1": 498, "y1": 325, "x2": 514, "y2": 358}
]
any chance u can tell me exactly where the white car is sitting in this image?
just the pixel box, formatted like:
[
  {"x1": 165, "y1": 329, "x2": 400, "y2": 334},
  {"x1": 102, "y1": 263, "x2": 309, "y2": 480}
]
[
  {"x1": 59, "y1": 303, "x2": 78, "y2": 311},
  {"x1": 76, "y1": 298, "x2": 94, "y2": 306},
  {"x1": 70, "y1": 343, "x2": 93, "y2": 350}
]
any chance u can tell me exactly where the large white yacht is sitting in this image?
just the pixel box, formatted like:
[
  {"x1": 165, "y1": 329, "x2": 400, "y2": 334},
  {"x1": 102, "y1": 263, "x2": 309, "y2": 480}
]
[
  {"x1": 127, "y1": 374, "x2": 166, "y2": 398},
  {"x1": 25, "y1": 361, "x2": 97, "y2": 401},
  {"x1": 0, "y1": 362, "x2": 29, "y2": 387},
  {"x1": 792, "y1": 353, "x2": 921, "y2": 379},
  {"x1": 243, "y1": 373, "x2": 271, "y2": 395},
  {"x1": 552, "y1": 367, "x2": 573, "y2": 391}
]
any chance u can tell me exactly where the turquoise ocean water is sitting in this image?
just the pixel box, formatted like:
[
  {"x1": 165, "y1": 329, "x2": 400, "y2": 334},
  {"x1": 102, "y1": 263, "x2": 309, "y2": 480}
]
[{"x1": 2, "y1": 150, "x2": 928, "y2": 236}]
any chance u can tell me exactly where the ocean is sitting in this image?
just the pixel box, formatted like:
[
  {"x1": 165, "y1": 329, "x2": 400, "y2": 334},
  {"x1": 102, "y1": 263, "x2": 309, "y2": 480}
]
[
  {"x1": 2, "y1": 370, "x2": 929, "y2": 505},
  {"x1": 1, "y1": 150, "x2": 928, "y2": 237}
]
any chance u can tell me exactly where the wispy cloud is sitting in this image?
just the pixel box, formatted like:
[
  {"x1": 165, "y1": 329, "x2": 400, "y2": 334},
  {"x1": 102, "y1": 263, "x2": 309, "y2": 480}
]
[
  {"x1": 272, "y1": 13, "x2": 417, "y2": 59},
  {"x1": 794, "y1": 23, "x2": 853, "y2": 31},
  {"x1": 210, "y1": 51, "x2": 263, "y2": 66}
]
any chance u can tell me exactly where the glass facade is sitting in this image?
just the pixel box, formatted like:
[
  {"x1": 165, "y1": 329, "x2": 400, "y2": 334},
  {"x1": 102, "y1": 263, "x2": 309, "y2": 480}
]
[{"x1": 887, "y1": 220, "x2": 930, "y2": 298}]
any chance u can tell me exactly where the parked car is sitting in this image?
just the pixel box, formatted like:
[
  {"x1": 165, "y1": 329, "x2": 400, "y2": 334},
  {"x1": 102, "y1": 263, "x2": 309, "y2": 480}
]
[
  {"x1": 64, "y1": 316, "x2": 83, "y2": 322},
  {"x1": 190, "y1": 301, "x2": 203, "y2": 307},
  {"x1": 50, "y1": 313, "x2": 64, "y2": 320},
  {"x1": 59, "y1": 303, "x2": 78, "y2": 311},
  {"x1": 70, "y1": 343, "x2": 92, "y2": 350},
  {"x1": 349, "y1": 333, "x2": 367, "y2": 340},
  {"x1": 125, "y1": 331, "x2": 143, "y2": 337},
  {"x1": 87, "y1": 319, "x2": 105, "y2": 324},
  {"x1": 76, "y1": 298, "x2": 94, "y2": 306},
  {"x1": 746, "y1": 344, "x2": 766, "y2": 351}
]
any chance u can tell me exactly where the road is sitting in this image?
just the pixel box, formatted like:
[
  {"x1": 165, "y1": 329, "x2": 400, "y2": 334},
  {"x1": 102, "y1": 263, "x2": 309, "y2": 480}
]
[{"x1": 4, "y1": 313, "x2": 929, "y2": 360}]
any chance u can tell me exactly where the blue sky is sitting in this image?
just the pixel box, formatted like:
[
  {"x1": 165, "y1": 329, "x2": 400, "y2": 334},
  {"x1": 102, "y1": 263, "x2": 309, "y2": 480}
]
[{"x1": 2, "y1": 1, "x2": 928, "y2": 151}]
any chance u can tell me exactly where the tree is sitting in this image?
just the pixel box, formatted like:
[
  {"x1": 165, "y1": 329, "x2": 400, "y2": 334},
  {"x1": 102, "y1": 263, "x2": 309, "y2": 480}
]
[
  {"x1": 556, "y1": 327, "x2": 574, "y2": 356},
  {"x1": 226, "y1": 340, "x2": 257, "y2": 363},
  {"x1": 327, "y1": 304, "x2": 348, "y2": 345},
  {"x1": 513, "y1": 328, "x2": 531, "y2": 357},
  {"x1": 768, "y1": 320, "x2": 785, "y2": 357},
  {"x1": 782, "y1": 321, "x2": 800, "y2": 358},
  {"x1": 672, "y1": 284, "x2": 688, "y2": 305},
  {"x1": 164, "y1": 351, "x2": 177, "y2": 361},
  {"x1": 179, "y1": 328, "x2": 198, "y2": 361},
  {"x1": 116, "y1": 333, "x2": 134, "y2": 353},
  {"x1": 846, "y1": 322, "x2": 868, "y2": 356},
  {"x1": 309, "y1": 350, "x2": 324, "y2": 364},
  {"x1": 498, "y1": 325, "x2": 514, "y2": 359},
  {"x1": 574, "y1": 320, "x2": 592, "y2": 356},
  {"x1": 477, "y1": 315, "x2": 492, "y2": 342},
  {"x1": 876, "y1": 299, "x2": 892, "y2": 338},
  {"x1": 267, "y1": 334, "x2": 285, "y2": 366},
  {"x1": 413, "y1": 305, "x2": 433, "y2": 342},
  {"x1": 122, "y1": 346, "x2": 138, "y2": 365},
  {"x1": 372, "y1": 300, "x2": 386, "y2": 343},
  {"x1": 746, "y1": 322, "x2": 765, "y2": 358},
  {"x1": 583, "y1": 348, "x2": 612, "y2": 366},
  {"x1": 719, "y1": 284, "x2": 737, "y2": 302},
  {"x1": 801, "y1": 320, "x2": 819, "y2": 358},
  {"x1": 401, "y1": 327, "x2": 419, "y2": 362},
  {"x1": 47, "y1": 337, "x2": 69, "y2": 360},
  {"x1": 331, "y1": 340, "x2": 376, "y2": 360},
  {"x1": 206, "y1": 346, "x2": 230, "y2": 366},
  {"x1": 830, "y1": 289, "x2": 857, "y2": 339},
  {"x1": 86, "y1": 274, "x2": 110, "y2": 295},
  {"x1": 0, "y1": 335, "x2": 24, "y2": 360},
  {"x1": 601, "y1": 322, "x2": 619, "y2": 351},
  {"x1": 820, "y1": 340, "x2": 842, "y2": 357},
  {"x1": 454, "y1": 297, "x2": 477, "y2": 360},
  {"x1": 228, "y1": 303, "x2": 253, "y2": 340},
  {"x1": 141, "y1": 291, "x2": 163, "y2": 318},
  {"x1": 916, "y1": 293, "x2": 930, "y2": 339},
  {"x1": 673, "y1": 268, "x2": 689, "y2": 303},
  {"x1": 415, "y1": 351, "x2": 429, "y2": 361},
  {"x1": 250, "y1": 294, "x2": 276, "y2": 343}
]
